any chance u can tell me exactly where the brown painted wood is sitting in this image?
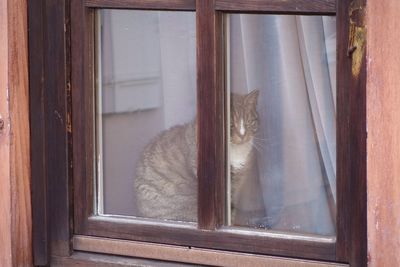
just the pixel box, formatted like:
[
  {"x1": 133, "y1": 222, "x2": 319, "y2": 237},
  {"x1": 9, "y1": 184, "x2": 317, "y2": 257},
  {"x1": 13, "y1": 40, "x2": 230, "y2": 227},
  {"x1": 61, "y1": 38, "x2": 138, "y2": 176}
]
[
  {"x1": 28, "y1": 0, "x2": 49, "y2": 265},
  {"x1": 366, "y1": 0, "x2": 400, "y2": 266},
  {"x1": 72, "y1": 0, "x2": 96, "y2": 235},
  {"x1": 0, "y1": 0, "x2": 33, "y2": 266},
  {"x1": 44, "y1": 0, "x2": 73, "y2": 257},
  {"x1": 29, "y1": 0, "x2": 73, "y2": 262},
  {"x1": 336, "y1": 0, "x2": 351, "y2": 261},
  {"x1": 73, "y1": 0, "x2": 338, "y2": 262},
  {"x1": 215, "y1": 0, "x2": 336, "y2": 15},
  {"x1": 74, "y1": 235, "x2": 346, "y2": 267},
  {"x1": 196, "y1": 0, "x2": 226, "y2": 230},
  {"x1": 81, "y1": 216, "x2": 336, "y2": 261},
  {"x1": 71, "y1": 0, "x2": 86, "y2": 234},
  {"x1": 85, "y1": 0, "x2": 196, "y2": 10},
  {"x1": 33, "y1": 0, "x2": 373, "y2": 265},
  {"x1": 336, "y1": 0, "x2": 367, "y2": 266}
]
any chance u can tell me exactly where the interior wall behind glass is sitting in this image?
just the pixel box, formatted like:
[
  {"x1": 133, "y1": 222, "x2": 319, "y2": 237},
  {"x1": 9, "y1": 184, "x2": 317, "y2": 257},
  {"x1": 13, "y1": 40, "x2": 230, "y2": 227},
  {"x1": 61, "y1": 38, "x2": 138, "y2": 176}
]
[{"x1": 98, "y1": 10, "x2": 196, "y2": 218}]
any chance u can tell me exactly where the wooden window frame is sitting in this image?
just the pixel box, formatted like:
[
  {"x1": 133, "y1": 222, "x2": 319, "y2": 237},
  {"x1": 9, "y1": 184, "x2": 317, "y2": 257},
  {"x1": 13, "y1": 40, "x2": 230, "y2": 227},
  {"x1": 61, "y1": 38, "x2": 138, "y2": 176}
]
[{"x1": 29, "y1": 0, "x2": 367, "y2": 266}]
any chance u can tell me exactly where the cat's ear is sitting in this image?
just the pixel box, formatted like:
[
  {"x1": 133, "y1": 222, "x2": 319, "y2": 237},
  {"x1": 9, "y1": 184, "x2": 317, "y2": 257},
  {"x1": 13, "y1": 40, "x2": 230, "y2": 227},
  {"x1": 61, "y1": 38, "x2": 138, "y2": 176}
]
[{"x1": 245, "y1": 90, "x2": 259, "y2": 106}]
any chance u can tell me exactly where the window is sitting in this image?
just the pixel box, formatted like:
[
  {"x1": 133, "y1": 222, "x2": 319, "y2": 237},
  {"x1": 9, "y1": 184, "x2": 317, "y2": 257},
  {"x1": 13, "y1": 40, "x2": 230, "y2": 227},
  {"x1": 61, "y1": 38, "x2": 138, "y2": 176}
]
[
  {"x1": 30, "y1": 0, "x2": 367, "y2": 266},
  {"x1": 96, "y1": 9, "x2": 197, "y2": 220}
]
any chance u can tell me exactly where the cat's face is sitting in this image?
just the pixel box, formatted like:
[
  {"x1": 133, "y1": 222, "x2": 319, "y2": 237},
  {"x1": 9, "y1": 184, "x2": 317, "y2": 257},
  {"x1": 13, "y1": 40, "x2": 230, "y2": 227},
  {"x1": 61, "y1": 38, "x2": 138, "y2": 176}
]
[{"x1": 230, "y1": 90, "x2": 259, "y2": 145}]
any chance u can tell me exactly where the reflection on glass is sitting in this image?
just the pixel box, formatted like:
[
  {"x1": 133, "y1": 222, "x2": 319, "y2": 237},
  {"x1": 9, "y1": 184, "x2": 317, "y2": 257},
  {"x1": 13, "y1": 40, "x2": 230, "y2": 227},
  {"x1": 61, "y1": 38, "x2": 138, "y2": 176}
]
[
  {"x1": 96, "y1": 10, "x2": 197, "y2": 222},
  {"x1": 227, "y1": 15, "x2": 336, "y2": 236}
]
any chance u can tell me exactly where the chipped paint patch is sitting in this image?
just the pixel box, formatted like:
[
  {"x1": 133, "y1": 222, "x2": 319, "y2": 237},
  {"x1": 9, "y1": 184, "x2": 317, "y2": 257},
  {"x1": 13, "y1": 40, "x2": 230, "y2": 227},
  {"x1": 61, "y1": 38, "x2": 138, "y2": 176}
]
[
  {"x1": 350, "y1": 26, "x2": 366, "y2": 77},
  {"x1": 348, "y1": 2, "x2": 367, "y2": 77}
]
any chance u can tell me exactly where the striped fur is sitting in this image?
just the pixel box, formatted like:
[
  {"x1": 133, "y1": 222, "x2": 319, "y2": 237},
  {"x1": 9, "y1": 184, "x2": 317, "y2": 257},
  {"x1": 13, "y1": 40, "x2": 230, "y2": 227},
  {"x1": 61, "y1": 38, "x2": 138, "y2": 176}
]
[{"x1": 134, "y1": 90, "x2": 259, "y2": 222}]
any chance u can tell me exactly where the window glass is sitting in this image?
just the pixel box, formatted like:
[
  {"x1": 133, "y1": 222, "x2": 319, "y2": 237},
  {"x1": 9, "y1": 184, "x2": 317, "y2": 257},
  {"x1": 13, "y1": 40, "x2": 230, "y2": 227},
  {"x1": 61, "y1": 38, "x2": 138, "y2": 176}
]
[
  {"x1": 96, "y1": 10, "x2": 197, "y2": 222},
  {"x1": 226, "y1": 14, "x2": 337, "y2": 236}
]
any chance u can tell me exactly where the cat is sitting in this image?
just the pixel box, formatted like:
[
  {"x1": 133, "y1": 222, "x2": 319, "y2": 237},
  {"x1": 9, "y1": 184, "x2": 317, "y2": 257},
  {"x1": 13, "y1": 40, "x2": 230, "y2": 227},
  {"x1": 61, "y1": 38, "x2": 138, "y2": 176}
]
[{"x1": 134, "y1": 90, "x2": 260, "y2": 223}]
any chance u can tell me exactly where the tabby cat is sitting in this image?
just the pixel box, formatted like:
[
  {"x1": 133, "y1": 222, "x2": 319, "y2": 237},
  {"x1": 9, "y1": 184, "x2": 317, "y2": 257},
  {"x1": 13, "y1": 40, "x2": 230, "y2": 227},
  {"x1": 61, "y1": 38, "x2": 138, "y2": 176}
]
[{"x1": 134, "y1": 90, "x2": 260, "y2": 223}]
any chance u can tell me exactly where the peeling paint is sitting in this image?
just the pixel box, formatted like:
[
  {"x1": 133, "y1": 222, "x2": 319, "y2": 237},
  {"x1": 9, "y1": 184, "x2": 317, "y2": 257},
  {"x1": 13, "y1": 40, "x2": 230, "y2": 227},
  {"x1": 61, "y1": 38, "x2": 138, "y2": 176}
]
[
  {"x1": 350, "y1": 26, "x2": 366, "y2": 77},
  {"x1": 348, "y1": 2, "x2": 367, "y2": 78}
]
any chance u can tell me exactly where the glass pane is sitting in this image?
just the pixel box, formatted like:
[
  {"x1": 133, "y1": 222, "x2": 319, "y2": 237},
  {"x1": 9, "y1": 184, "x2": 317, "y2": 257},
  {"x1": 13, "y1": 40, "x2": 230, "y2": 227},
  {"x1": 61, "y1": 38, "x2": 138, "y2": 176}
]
[
  {"x1": 226, "y1": 14, "x2": 336, "y2": 236},
  {"x1": 96, "y1": 10, "x2": 197, "y2": 222}
]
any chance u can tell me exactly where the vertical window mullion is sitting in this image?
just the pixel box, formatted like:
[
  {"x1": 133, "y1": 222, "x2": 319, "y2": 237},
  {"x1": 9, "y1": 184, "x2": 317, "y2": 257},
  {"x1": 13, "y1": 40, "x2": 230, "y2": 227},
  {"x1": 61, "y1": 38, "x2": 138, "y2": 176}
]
[{"x1": 196, "y1": 0, "x2": 226, "y2": 230}]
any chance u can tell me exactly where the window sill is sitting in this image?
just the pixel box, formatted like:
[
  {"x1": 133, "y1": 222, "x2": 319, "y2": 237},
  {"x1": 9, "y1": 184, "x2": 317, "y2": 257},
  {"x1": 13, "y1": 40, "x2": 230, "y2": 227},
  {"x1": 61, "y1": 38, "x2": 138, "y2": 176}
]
[{"x1": 71, "y1": 235, "x2": 348, "y2": 267}]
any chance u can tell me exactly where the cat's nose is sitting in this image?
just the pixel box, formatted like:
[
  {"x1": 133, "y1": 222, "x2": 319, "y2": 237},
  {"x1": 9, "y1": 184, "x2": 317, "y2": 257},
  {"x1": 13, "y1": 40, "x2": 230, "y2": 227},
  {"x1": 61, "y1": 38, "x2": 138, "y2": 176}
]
[{"x1": 239, "y1": 127, "x2": 246, "y2": 138}]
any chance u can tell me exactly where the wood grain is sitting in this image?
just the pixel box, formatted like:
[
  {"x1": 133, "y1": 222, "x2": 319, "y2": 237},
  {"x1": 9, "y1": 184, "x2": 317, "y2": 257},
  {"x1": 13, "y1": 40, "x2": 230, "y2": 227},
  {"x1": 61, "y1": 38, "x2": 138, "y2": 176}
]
[
  {"x1": 45, "y1": 0, "x2": 72, "y2": 257},
  {"x1": 0, "y1": 0, "x2": 12, "y2": 265},
  {"x1": 74, "y1": 235, "x2": 347, "y2": 267},
  {"x1": 215, "y1": 0, "x2": 336, "y2": 14},
  {"x1": 52, "y1": 252, "x2": 195, "y2": 267},
  {"x1": 336, "y1": 0, "x2": 367, "y2": 266},
  {"x1": 32, "y1": 0, "x2": 385, "y2": 265},
  {"x1": 84, "y1": 0, "x2": 196, "y2": 10},
  {"x1": 196, "y1": 0, "x2": 226, "y2": 230},
  {"x1": 81, "y1": 216, "x2": 336, "y2": 261},
  {"x1": 336, "y1": 0, "x2": 351, "y2": 261},
  {"x1": 0, "y1": 0, "x2": 32, "y2": 266},
  {"x1": 72, "y1": 0, "x2": 96, "y2": 235},
  {"x1": 9, "y1": 0, "x2": 32, "y2": 263},
  {"x1": 366, "y1": 0, "x2": 400, "y2": 266},
  {"x1": 29, "y1": 0, "x2": 73, "y2": 262},
  {"x1": 74, "y1": 0, "x2": 337, "y2": 262},
  {"x1": 28, "y1": 0, "x2": 49, "y2": 264}
]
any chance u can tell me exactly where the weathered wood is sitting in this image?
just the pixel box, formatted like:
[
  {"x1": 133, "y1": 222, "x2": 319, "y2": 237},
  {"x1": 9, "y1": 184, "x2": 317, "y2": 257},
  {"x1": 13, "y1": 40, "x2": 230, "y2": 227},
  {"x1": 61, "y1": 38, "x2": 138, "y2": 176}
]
[
  {"x1": 72, "y1": 0, "x2": 96, "y2": 235},
  {"x1": 28, "y1": 0, "x2": 49, "y2": 265},
  {"x1": 0, "y1": 0, "x2": 12, "y2": 265},
  {"x1": 45, "y1": 0, "x2": 72, "y2": 257},
  {"x1": 74, "y1": 0, "x2": 336, "y2": 262},
  {"x1": 52, "y1": 252, "x2": 194, "y2": 267},
  {"x1": 336, "y1": 0, "x2": 368, "y2": 266},
  {"x1": 84, "y1": 0, "x2": 196, "y2": 10},
  {"x1": 82, "y1": 216, "x2": 336, "y2": 261},
  {"x1": 73, "y1": 235, "x2": 346, "y2": 267},
  {"x1": 196, "y1": 0, "x2": 226, "y2": 230},
  {"x1": 0, "y1": 0, "x2": 32, "y2": 266},
  {"x1": 366, "y1": 0, "x2": 400, "y2": 266},
  {"x1": 29, "y1": 0, "x2": 73, "y2": 262},
  {"x1": 215, "y1": 0, "x2": 336, "y2": 14},
  {"x1": 336, "y1": 0, "x2": 351, "y2": 261},
  {"x1": 28, "y1": 0, "x2": 400, "y2": 266}
]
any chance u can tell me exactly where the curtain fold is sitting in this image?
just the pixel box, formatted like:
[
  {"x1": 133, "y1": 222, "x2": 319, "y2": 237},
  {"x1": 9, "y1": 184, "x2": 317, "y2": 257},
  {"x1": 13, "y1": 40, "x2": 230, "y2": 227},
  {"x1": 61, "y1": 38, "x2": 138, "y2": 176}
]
[{"x1": 231, "y1": 14, "x2": 336, "y2": 235}]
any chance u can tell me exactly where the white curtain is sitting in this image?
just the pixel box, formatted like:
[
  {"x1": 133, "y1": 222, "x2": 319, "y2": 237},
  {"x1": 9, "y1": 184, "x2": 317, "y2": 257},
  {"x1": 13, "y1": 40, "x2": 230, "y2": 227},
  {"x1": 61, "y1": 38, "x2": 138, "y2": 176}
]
[{"x1": 230, "y1": 15, "x2": 336, "y2": 236}]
